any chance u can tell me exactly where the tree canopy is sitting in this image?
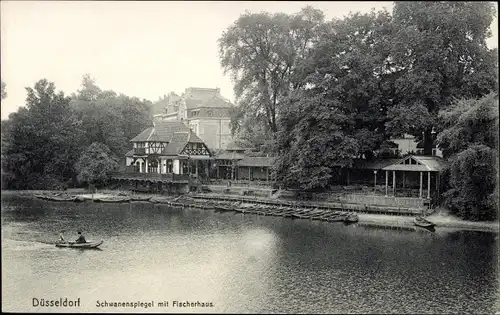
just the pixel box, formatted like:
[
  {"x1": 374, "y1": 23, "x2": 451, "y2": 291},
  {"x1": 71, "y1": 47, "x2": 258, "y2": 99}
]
[
  {"x1": 2, "y1": 79, "x2": 84, "y2": 189},
  {"x1": 437, "y1": 93, "x2": 498, "y2": 220},
  {"x1": 386, "y1": 1, "x2": 498, "y2": 154},
  {"x1": 2, "y1": 75, "x2": 154, "y2": 189},
  {"x1": 75, "y1": 142, "x2": 119, "y2": 187},
  {"x1": 219, "y1": 6, "x2": 325, "y2": 147}
]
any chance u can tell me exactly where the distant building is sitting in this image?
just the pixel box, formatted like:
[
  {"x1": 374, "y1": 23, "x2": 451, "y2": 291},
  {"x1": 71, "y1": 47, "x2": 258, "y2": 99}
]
[
  {"x1": 389, "y1": 134, "x2": 442, "y2": 157},
  {"x1": 154, "y1": 87, "x2": 234, "y2": 150}
]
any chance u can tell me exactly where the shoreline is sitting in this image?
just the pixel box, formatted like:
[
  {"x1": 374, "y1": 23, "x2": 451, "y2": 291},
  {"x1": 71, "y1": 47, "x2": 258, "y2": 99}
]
[{"x1": 2, "y1": 189, "x2": 498, "y2": 233}]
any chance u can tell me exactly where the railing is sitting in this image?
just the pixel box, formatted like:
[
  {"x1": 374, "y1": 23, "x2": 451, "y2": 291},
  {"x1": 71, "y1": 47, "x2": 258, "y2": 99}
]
[{"x1": 109, "y1": 172, "x2": 190, "y2": 182}]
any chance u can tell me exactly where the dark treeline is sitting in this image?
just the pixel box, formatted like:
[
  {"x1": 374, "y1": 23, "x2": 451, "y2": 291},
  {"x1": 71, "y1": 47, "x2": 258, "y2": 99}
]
[
  {"x1": 1, "y1": 75, "x2": 153, "y2": 190},
  {"x1": 219, "y1": 2, "x2": 498, "y2": 220}
]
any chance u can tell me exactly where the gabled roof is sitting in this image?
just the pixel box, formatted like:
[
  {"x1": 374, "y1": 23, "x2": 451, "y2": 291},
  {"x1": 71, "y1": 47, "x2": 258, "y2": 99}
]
[
  {"x1": 128, "y1": 121, "x2": 209, "y2": 157},
  {"x1": 382, "y1": 155, "x2": 447, "y2": 172},
  {"x1": 237, "y1": 157, "x2": 275, "y2": 167}
]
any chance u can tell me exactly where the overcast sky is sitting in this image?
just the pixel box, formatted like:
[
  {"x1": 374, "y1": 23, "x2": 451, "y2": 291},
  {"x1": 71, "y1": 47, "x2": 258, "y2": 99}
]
[{"x1": 1, "y1": 1, "x2": 498, "y2": 119}]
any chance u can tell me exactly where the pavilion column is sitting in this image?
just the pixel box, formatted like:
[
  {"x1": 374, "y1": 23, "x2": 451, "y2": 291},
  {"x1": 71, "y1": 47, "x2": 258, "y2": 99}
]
[
  {"x1": 139, "y1": 162, "x2": 143, "y2": 173},
  {"x1": 402, "y1": 172, "x2": 406, "y2": 188},
  {"x1": 248, "y1": 167, "x2": 251, "y2": 181},
  {"x1": 145, "y1": 158, "x2": 148, "y2": 173},
  {"x1": 385, "y1": 170, "x2": 388, "y2": 197},
  {"x1": 373, "y1": 170, "x2": 377, "y2": 188},
  {"x1": 266, "y1": 167, "x2": 269, "y2": 182},
  {"x1": 347, "y1": 169, "x2": 350, "y2": 185},
  {"x1": 392, "y1": 171, "x2": 396, "y2": 196},
  {"x1": 427, "y1": 171, "x2": 431, "y2": 199},
  {"x1": 419, "y1": 171, "x2": 423, "y2": 198},
  {"x1": 195, "y1": 160, "x2": 198, "y2": 176},
  {"x1": 217, "y1": 165, "x2": 220, "y2": 179}
]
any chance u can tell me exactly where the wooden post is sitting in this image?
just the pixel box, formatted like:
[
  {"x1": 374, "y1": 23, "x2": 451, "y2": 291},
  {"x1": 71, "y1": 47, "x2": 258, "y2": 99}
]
[
  {"x1": 217, "y1": 165, "x2": 219, "y2": 179},
  {"x1": 392, "y1": 171, "x2": 396, "y2": 196},
  {"x1": 419, "y1": 171, "x2": 423, "y2": 198},
  {"x1": 266, "y1": 167, "x2": 269, "y2": 182},
  {"x1": 145, "y1": 158, "x2": 148, "y2": 173},
  {"x1": 427, "y1": 171, "x2": 431, "y2": 199},
  {"x1": 347, "y1": 169, "x2": 350, "y2": 185},
  {"x1": 158, "y1": 159, "x2": 161, "y2": 174},
  {"x1": 248, "y1": 167, "x2": 251, "y2": 181},
  {"x1": 195, "y1": 160, "x2": 198, "y2": 176},
  {"x1": 374, "y1": 170, "x2": 377, "y2": 188},
  {"x1": 385, "y1": 170, "x2": 388, "y2": 197},
  {"x1": 436, "y1": 173, "x2": 440, "y2": 198},
  {"x1": 402, "y1": 172, "x2": 405, "y2": 188}
]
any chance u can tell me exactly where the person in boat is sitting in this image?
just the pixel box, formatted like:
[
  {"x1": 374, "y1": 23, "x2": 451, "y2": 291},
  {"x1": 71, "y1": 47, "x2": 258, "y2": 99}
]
[
  {"x1": 59, "y1": 233, "x2": 65, "y2": 242},
  {"x1": 75, "y1": 231, "x2": 87, "y2": 244}
]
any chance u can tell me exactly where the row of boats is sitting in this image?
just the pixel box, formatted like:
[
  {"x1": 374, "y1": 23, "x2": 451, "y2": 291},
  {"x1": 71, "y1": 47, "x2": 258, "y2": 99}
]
[
  {"x1": 159, "y1": 196, "x2": 360, "y2": 223},
  {"x1": 34, "y1": 192, "x2": 150, "y2": 203},
  {"x1": 34, "y1": 192, "x2": 435, "y2": 228}
]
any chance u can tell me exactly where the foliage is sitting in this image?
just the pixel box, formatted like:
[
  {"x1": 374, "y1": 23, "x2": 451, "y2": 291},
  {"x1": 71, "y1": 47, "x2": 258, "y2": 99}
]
[
  {"x1": 219, "y1": 6, "x2": 325, "y2": 141},
  {"x1": 2, "y1": 79, "x2": 84, "y2": 189},
  {"x1": 75, "y1": 142, "x2": 119, "y2": 187},
  {"x1": 70, "y1": 74, "x2": 153, "y2": 158},
  {"x1": 386, "y1": 1, "x2": 498, "y2": 154},
  {"x1": 1, "y1": 80, "x2": 6, "y2": 100},
  {"x1": 438, "y1": 94, "x2": 499, "y2": 220},
  {"x1": 272, "y1": 9, "x2": 395, "y2": 190}
]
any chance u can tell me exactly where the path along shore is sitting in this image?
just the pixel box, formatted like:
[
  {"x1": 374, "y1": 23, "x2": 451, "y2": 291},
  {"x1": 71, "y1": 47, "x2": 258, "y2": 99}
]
[{"x1": 3, "y1": 189, "x2": 498, "y2": 233}]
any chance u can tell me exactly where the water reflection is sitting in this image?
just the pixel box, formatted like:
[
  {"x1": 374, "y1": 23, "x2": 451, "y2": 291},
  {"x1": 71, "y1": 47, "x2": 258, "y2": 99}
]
[{"x1": 1, "y1": 194, "x2": 499, "y2": 314}]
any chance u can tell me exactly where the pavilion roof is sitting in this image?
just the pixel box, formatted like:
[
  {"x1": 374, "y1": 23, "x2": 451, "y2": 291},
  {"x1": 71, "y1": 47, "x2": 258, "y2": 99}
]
[{"x1": 382, "y1": 155, "x2": 447, "y2": 172}]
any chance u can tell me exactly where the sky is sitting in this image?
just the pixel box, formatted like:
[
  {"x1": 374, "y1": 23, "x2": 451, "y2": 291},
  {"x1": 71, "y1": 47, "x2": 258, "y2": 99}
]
[{"x1": 1, "y1": 1, "x2": 498, "y2": 120}]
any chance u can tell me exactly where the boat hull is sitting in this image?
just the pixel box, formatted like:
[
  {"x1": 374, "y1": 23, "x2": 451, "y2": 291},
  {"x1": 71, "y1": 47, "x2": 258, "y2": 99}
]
[{"x1": 55, "y1": 240, "x2": 103, "y2": 249}]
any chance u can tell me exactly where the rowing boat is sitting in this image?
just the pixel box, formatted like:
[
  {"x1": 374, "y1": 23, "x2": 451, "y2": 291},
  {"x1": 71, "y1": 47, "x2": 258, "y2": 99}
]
[
  {"x1": 344, "y1": 213, "x2": 359, "y2": 223},
  {"x1": 55, "y1": 240, "x2": 103, "y2": 249},
  {"x1": 414, "y1": 216, "x2": 435, "y2": 228}
]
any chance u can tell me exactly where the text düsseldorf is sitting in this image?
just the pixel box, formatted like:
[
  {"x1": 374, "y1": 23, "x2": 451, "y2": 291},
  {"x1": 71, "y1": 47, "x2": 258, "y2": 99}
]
[{"x1": 32, "y1": 297, "x2": 81, "y2": 307}]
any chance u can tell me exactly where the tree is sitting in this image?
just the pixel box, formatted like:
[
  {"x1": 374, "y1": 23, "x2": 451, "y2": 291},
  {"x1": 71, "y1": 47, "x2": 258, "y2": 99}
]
[
  {"x1": 219, "y1": 6, "x2": 325, "y2": 142},
  {"x1": 2, "y1": 79, "x2": 84, "y2": 189},
  {"x1": 386, "y1": 2, "x2": 498, "y2": 155},
  {"x1": 272, "y1": 9, "x2": 396, "y2": 190},
  {"x1": 75, "y1": 142, "x2": 119, "y2": 188},
  {"x1": 1, "y1": 80, "x2": 6, "y2": 100},
  {"x1": 437, "y1": 93, "x2": 499, "y2": 220},
  {"x1": 70, "y1": 75, "x2": 153, "y2": 159}
]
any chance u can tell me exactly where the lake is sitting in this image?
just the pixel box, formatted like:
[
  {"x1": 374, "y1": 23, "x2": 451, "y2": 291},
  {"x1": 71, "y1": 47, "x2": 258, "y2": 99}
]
[{"x1": 2, "y1": 194, "x2": 499, "y2": 313}]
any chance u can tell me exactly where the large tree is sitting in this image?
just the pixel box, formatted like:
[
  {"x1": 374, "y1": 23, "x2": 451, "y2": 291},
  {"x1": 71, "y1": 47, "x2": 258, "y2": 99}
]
[
  {"x1": 219, "y1": 6, "x2": 325, "y2": 144},
  {"x1": 2, "y1": 79, "x2": 84, "y2": 189},
  {"x1": 273, "y1": 9, "x2": 396, "y2": 190},
  {"x1": 386, "y1": 1, "x2": 498, "y2": 155},
  {"x1": 70, "y1": 75, "x2": 153, "y2": 158},
  {"x1": 437, "y1": 93, "x2": 498, "y2": 220}
]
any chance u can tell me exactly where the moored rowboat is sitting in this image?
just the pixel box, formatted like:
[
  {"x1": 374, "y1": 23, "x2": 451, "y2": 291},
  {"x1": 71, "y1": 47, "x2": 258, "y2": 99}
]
[
  {"x1": 55, "y1": 240, "x2": 103, "y2": 249},
  {"x1": 414, "y1": 216, "x2": 435, "y2": 228}
]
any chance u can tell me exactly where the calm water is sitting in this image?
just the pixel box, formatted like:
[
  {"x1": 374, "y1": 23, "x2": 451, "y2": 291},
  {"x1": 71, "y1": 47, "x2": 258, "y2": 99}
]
[{"x1": 2, "y1": 194, "x2": 499, "y2": 314}]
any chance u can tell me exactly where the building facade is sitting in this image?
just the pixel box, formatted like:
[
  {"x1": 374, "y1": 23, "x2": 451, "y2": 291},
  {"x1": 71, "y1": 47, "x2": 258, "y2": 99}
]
[
  {"x1": 154, "y1": 87, "x2": 234, "y2": 150},
  {"x1": 124, "y1": 120, "x2": 211, "y2": 176}
]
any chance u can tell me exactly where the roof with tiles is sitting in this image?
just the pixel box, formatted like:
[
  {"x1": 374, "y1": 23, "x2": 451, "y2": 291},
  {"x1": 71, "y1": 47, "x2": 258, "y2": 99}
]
[
  {"x1": 129, "y1": 121, "x2": 209, "y2": 156},
  {"x1": 183, "y1": 87, "x2": 233, "y2": 110}
]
